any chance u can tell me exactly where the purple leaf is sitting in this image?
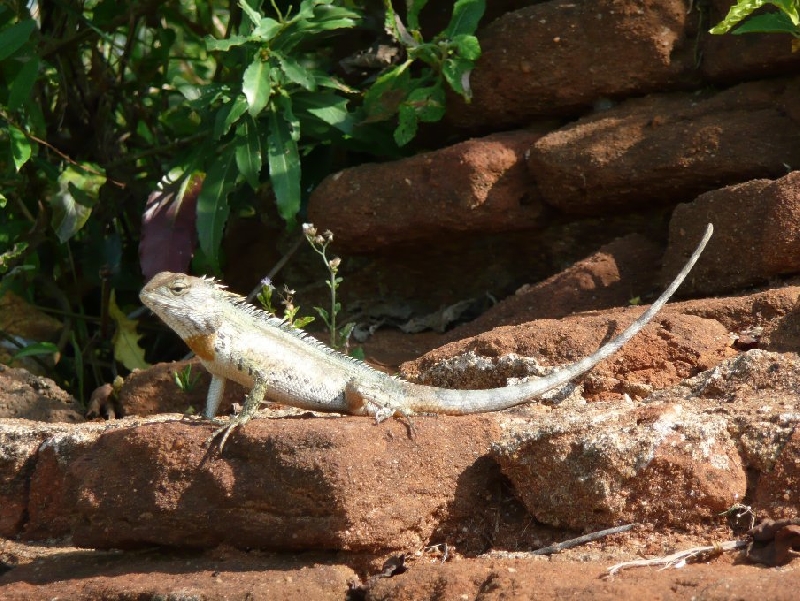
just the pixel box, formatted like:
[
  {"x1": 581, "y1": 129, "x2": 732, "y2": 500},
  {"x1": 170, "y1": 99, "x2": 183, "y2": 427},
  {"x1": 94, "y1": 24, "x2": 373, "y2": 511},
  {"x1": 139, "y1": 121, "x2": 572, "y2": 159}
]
[{"x1": 139, "y1": 173, "x2": 204, "y2": 280}]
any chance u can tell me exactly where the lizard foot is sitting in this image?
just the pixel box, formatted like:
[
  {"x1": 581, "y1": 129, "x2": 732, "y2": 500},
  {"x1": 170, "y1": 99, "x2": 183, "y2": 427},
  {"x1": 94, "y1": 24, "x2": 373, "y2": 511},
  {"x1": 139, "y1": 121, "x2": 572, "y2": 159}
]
[
  {"x1": 344, "y1": 380, "x2": 416, "y2": 438},
  {"x1": 374, "y1": 405, "x2": 416, "y2": 439},
  {"x1": 205, "y1": 413, "x2": 253, "y2": 453}
]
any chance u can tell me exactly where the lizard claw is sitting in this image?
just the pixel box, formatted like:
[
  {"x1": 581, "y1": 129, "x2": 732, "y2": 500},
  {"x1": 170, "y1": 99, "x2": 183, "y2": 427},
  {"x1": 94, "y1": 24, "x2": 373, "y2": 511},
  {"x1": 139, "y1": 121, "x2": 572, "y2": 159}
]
[
  {"x1": 205, "y1": 414, "x2": 252, "y2": 453},
  {"x1": 206, "y1": 422, "x2": 235, "y2": 453}
]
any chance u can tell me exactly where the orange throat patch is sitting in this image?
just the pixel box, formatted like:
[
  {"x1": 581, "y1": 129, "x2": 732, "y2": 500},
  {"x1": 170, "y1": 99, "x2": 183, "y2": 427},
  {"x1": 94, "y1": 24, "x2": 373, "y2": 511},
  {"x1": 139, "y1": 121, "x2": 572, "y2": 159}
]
[{"x1": 185, "y1": 333, "x2": 216, "y2": 361}]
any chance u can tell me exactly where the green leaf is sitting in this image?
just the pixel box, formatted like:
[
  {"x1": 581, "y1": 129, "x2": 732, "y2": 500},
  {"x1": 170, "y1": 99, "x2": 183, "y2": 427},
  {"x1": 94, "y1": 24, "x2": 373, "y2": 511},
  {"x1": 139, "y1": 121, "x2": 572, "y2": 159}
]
[
  {"x1": 732, "y1": 11, "x2": 799, "y2": 34},
  {"x1": 383, "y1": 0, "x2": 399, "y2": 36},
  {"x1": 394, "y1": 104, "x2": 418, "y2": 146},
  {"x1": 11, "y1": 341, "x2": 58, "y2": 361},
  {"x1": 7, "y1": 55, "x2": 39, "y2": 111},
  {"x1": 8, "y1": 125, "x2": 31, "y2": 171},
  {"x1": 407, "y1": 0, "x2": 429, "y2": 31},
  {"x1": 710, "y1": 0, "x2": 768, "y2": 34},
  {"x1": 272, "y1": 4, "x2": 359, "y2": 52},
  {"x1": 0, "y1": 19, "x2": 36, "y2": 61},
  {"x1": 407, "y1": 85, "x2": 446, "y2": 122},
  {"x1": 253, "y1": 17, "x2": 282, "y2": 40},
  {"x1": 183, "y1": 83, "x2": 228, "y2": 106},
  {"x1": 235, "y1": 115, "x2": 262, "y2": 190},
  {"x1": 362, "y1": 65, "x2": 411, "y2": 122},
  {"x1": 239, "y1": 0, "x2": 262, "y2": 27},
  {"x1": 197, "y1": 149, "x2": 236, "y2": 272},
  {"x1": 443, "y1": 57, "x2": 474, "y2": 99},
  {"x1": 450, "y1": 34, "x2": 481, "y2": 60},
  {"x1": 205, "y1": 34, "x2": 248, "y2": 51},
  {"x1": 292, "y1": 316, "x2": 315, "y2": 329},
  {"x1": 313, "y1": 73, "x2": 357, "y2": 93},
  {"x1": 772, "y1": 0, "x2": 800, "y2": 25},
  {"x1": 159, "y1": 106, "x2": 201, "y2": 137},
  {"x1": 0, "y1": 242, "x2": 28, "y2": 274},
  {"x1": 444, "y1": 0, "x2": 485, "y2": 37},
  {"x1": 214, "y1": 95, "x2": 248, "y2": 139},
  {"x1": 243, "y1": 57, "x2": 272, "y2": 116},
  {"x1": 276, "y1": 53, "x2": 315, "y2": 90},
  {"x1": 267, "y1": 100, "x2": 301, "y2": 222},
  {"x1": 50, "y1": 165, "x2": 107, "y2": 242},
  {"x1": 310, "y1": 4, "x2": 361, "y2": 30},
  {"x1": 294, "y1": 92, "x2": 352, "y2": 134}
]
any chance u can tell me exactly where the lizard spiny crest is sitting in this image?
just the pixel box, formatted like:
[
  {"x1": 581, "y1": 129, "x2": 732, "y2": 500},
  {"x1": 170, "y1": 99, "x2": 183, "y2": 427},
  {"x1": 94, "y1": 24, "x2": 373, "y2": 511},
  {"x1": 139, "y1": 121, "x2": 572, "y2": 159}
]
[
  {"x1": 141, "y1": 272, "x2": 391, "y2": 378},
  {"x1": 210, "y1": 280, "x2": 390, "y2": 376}
]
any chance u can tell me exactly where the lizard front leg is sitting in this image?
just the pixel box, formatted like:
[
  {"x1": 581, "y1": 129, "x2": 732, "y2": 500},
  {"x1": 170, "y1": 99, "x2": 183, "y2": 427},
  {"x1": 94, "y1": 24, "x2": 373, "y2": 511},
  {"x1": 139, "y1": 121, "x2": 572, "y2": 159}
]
[
  {"x1": 207, "y1": 376, "x2": 268, "y2": 452},
  {"x1": 206, "y1": 375, "x2": 226, "y2": 418}
]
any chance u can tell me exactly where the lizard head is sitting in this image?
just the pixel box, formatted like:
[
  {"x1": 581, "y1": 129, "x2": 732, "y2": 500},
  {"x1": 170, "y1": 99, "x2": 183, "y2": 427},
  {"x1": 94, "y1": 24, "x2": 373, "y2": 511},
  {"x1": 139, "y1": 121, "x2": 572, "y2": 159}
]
[{"x1": 140, "y1": 272, "x2": 223, "y2": 339}]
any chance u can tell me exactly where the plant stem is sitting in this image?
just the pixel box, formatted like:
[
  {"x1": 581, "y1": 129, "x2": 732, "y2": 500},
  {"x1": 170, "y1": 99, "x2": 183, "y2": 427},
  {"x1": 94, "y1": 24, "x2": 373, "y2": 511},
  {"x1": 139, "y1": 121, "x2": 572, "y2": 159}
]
[{"x1": 329, "y1": 259, "x2": 337, "y2": 347}]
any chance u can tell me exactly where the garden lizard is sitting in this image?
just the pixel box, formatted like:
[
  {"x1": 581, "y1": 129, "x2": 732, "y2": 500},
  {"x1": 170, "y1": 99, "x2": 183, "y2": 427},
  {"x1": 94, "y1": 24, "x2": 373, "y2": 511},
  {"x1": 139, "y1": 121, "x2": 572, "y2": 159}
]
[{"x1": 140, "y1": 223, "x2": 713, "y2": 450}]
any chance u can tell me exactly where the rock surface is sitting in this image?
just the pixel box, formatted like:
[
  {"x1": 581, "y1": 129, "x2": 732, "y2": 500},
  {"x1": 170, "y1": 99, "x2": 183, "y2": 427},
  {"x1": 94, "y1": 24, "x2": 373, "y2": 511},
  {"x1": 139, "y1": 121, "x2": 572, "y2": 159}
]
[
  {"x1": 3, "y1": 543, "x2": 800, "y2": 601},
  {"x1": 24, "y1": 416, "x2": 500, "y2": 553},
  {"x1": 448, "y1": 0, "x2": 695, "y2": 128},
  {"x1": 308, "y1": 129, "x2": 548, "y2": 251},
  {"x1": 2, "y1": 342, "x2": 800, "y2": 596},
  {"x1": 7, "y1": 0, "x2": 800, "y2": 597},
  {"x1": 663, "y1": 170, "x2": 800, "y2": 295},
  {"x1": 529, "y1": 78, "x2": 800, "y2": 215},
  {"x1": 0, "y1": 367, "x2": 82, "y2": 422},
  {"x1": 403, "y1": 307, "x2": 735, "y2": 399}
]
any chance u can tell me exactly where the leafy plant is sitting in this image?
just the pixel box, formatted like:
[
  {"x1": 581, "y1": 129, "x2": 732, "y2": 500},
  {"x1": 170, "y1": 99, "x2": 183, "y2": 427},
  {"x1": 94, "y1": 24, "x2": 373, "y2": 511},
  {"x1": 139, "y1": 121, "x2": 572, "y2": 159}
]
[
  {"x1": 184, "y1": 0, "x2": 365, "y2": 272},
  {"x1": 710, "y1": 0, "x2": 800, "y2": 51},
  {"x1": 168, "y1": 0, "x2": 487, "y2": 273},
  {"x1": 0, "y1": 1, "x2": 486, "y2": 406},
  {"x1": 368, "y1": 0, "x2": 485, "y2": 145}
]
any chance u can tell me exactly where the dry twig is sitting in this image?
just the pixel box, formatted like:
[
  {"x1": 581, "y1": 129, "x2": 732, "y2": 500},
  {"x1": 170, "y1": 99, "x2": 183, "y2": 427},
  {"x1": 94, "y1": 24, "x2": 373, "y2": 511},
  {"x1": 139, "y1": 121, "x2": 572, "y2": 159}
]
[
  {"x1": 532, "y1": 524, "x2": 636, "y2": 556},
  {"x1": 606, "y1": 539, "x2": 748, "y2": 576}
]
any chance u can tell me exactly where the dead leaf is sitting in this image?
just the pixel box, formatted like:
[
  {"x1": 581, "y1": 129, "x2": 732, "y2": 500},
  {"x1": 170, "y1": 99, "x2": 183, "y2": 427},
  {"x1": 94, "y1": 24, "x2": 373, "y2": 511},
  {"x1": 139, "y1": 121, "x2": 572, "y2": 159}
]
[{"x1": 110, "y1": 290, "x2": 148, "y2": 371}]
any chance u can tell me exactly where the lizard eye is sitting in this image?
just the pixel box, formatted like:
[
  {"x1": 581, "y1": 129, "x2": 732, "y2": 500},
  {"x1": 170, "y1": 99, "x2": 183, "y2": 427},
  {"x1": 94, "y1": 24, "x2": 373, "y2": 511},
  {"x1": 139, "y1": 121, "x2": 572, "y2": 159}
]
[{"x1": 169, "y1": 279, "x2": 189, "y2": 296}]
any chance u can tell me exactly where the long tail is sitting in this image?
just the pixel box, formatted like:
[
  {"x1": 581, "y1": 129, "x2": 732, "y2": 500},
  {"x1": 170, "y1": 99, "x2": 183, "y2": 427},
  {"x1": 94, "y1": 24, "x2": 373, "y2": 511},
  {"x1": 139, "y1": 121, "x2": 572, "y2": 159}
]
[{"x1": 410, "y1": 223, "x2": 714, "y2": 415}]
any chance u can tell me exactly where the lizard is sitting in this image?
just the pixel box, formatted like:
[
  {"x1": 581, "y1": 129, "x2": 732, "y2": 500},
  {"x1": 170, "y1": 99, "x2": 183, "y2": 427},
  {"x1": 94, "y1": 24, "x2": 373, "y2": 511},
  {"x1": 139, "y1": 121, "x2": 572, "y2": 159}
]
[{"x1": 139, "y1": 223, "x2": 713, "y2": 451}]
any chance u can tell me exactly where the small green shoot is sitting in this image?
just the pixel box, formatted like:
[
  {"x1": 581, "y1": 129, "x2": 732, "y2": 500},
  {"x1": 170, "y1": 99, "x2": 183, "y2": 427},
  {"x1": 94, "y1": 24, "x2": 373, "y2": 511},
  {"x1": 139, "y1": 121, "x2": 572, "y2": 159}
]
[
  {"x1": 256, "y1": 278, "x2": 315, "y2": 328},
  {"x1": 10, "y1": 341, "x2": 59, "y2": 362},
  {"x1": 256, "y1": 277, "x2": 279, "y2": 314},
  {"x1": 174, "y1": 364, "x2": 201, "y2": 393},
  {"x1": 303, "y1": 223, "x2": 356, "y2": 351}
]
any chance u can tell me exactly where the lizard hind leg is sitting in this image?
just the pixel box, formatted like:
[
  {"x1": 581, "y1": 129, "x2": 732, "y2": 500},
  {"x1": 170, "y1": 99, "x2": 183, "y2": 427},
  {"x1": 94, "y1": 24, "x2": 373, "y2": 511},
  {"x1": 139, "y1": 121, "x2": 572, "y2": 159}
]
[
  {"x1": 206, "y1": 377, "x2": 269, "y2": 453},
  {"x1": 344, "y1": 380, "x2": 417, "y2": 438}
]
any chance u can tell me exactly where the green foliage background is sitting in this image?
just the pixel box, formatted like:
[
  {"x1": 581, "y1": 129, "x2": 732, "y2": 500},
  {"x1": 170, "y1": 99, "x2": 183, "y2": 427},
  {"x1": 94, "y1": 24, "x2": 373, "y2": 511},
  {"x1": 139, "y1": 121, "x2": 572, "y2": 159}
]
[
  {"x1": 0, "y1": 0, "x2": 484, "y2": 402},
  {"x1": 710, "y1": 0, "x2": 800, "y2": 40}
]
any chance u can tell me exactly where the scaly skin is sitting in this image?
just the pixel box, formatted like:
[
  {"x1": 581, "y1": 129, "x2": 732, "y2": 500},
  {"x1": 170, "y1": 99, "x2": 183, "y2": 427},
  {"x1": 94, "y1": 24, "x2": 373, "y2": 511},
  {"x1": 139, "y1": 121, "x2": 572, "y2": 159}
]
[{"x1": 140, "y1": 223, "x2": 713, "y2": 451}]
